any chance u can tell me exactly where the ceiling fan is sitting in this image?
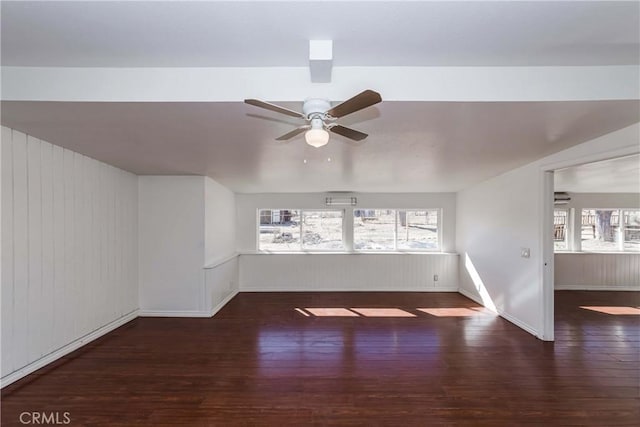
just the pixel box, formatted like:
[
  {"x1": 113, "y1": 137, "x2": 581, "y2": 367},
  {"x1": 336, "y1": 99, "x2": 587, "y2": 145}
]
[{"x1": 244, "y1": 89, "x2": 382, "y2": 148}]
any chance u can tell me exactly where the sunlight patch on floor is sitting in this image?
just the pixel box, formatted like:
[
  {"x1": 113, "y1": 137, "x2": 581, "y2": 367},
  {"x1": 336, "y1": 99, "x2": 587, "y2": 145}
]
[
  {"x1": 417, "y1": 307, "x2": 490, "y2": 317},
  {"x1": 304, "y1": 308, "x2": 359, "y2": 317},
  {"x1": 580, "y1": 306, "x2": 640, "y2": 315},
  {"x1": 350, "y1": 308, "x2": 416, "y2": 317},
  {"x1": 296, "y1": 307, "x2": 493, "y2": 318}
]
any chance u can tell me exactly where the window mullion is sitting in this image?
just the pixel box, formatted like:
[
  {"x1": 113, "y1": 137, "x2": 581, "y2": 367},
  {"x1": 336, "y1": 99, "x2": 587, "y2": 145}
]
[
  {"x1": 394, "y1": 210, "x2": 398, "y2": 251},
  {"x1": 299, "y1": 209, "x2": 304, "y2": 251},
  {"x1": 619, "y1": 209, "x2": 624, "y2": 252}
]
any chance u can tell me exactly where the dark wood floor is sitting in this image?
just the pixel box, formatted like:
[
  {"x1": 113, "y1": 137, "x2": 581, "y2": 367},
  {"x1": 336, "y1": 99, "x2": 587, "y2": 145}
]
[{"x1": 2, "y1": 291, "x2": 639, "y2": 426}]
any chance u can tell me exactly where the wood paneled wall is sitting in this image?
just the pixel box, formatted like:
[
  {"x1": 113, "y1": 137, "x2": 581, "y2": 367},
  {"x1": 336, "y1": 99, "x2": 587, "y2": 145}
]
[
  {"x1": 239, "y1": 253, "x2": 459, "y2": 292},
  {"x1": 555, "y1": 253, "x2": 640, "y2": 290},
  {"x1": 1, "y1": 127, "x2": 138, "y2": 381},
  {"x1": 205, "y1": 255, "x2": 239, "y2": 315}
]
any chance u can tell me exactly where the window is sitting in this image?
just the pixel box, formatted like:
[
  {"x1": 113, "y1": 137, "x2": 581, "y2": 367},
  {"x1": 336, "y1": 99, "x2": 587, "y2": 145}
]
[
  {"x1": 622, "y1": 210, "x2": 640, "y2": 251},
  {"x1": 258, "y1": 210, "x2": 301, "y2": 251},
  {"x1": 353, "y1": 209, "x2": 439, "y2": 251},
  {"x1": 301, "y1": 210, "x2": 344, "y2": 250},
  {"x1": 553, "y1": 209, "x2": 569, "y2": 251},
  {"x1": 258, "y1": 209, "x2": 344, "y2": 251},
  {"x1": 397, "y1": 210, "x2": 439, "y2": 250},
  {"x1": 581, "y1": 209, "x2": 640, "y2": 252},
  {"x1": 353, "y1": 209, "x2": 396, "y2": 250}
]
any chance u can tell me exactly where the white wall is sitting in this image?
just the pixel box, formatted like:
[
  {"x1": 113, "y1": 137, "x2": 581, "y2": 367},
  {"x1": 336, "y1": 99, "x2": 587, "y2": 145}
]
[
  {"x1": 138, "y1": 176, "x2": 238, "y2": 316},
  {"x1": 138, "y1": 176, "x2": 206, "y2": 314},
  {"x1": 555, "y1": 253, "x2": 639, "y2": 290},
  {"x1": 240, "y1": 253, "x2": 458, "y2": 292},
  {"x1": 236, "y1": 192, "x2": 456, "y2": 252},
  {"x1": 205, "y1": 177, "x2": 237, "y2": 265},
  {"x1": 204, "y1": 177, "x2": 238, "y2": 313},
  {"x1": 1, "y1": 126, "x2": 138, "y2": 385},
  {"x1": 456, "y1": 123, "x2": 640, "y2": 339}
]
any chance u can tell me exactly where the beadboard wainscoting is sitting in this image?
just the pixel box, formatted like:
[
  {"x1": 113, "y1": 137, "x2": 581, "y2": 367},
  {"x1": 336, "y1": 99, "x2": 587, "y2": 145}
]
[
  {"x1": 205, "y1": 255, "x2": 240, "y2": 316},
  {"x1": 239, "y1": 253, "x2": 459, "y2": 292},
  {"x1": 555, "y1": 253, "x2": 640, "y2": 291},
  {"x1": 1, "y1": 127, "x2": 138, "y2": 387}
]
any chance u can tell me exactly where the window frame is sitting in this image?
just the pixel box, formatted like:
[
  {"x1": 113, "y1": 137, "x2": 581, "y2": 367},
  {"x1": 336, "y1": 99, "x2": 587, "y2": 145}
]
[
  {"x1": 553, "y1": 208, "x2": 570, "y2": 252},
  {"x1": 256, "y1": 208, "x2": 346, "y2": 252},
  {"x1": 621, "y1": 209, "x2": 640, "y2": 252},
  {"x1": 353, "y1": 208, "x2": 442, "y2": 252}
]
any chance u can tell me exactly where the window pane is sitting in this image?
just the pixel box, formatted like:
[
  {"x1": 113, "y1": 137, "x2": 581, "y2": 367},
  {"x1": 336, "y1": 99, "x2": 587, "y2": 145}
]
[
  {"x1": 353, "y1": 209, "x2": 396, "y2": 250},
  {"x1": 553, "y1": 209, "x2": 568, "y2": 251},
  {"x1": 397, "y1": 210, "x2": 439, "y2": 250},
  {"x1": 301, "y1": 211, "x2": 344, "y2": 250},
  {"x1": 258, "y1": 209, "x2": 300, "y2": 251},
  {"x1": 623, "y1": 210, "x2": 640, "y2": 252},
  {"x1": 581, "y1": 209, "x2": 619, "y2": 251}
]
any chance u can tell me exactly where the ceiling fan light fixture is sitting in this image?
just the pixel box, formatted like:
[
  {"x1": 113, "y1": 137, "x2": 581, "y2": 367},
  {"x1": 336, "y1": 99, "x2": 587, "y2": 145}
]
[{"x1": 305, "y1": 128, "x2": 329, "y2": 148}]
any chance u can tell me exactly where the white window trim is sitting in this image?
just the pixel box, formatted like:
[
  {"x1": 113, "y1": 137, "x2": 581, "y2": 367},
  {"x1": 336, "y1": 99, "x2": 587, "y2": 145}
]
[{"x1": 553, "y1": 207, "x2": 571, "y2": 252}]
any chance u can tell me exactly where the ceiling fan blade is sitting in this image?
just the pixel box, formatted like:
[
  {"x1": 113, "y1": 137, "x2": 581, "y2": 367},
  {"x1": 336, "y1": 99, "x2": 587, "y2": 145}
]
[
  {"x1": 276, "y1": 125, "x2": 311, "y2": 141},
  {"x1": 244, "y1": 99, "x2": 305, "y2": 119},
  {"x1": 329, "y1": 124, "x2": 368, "y2": 141},
  {"x1": 325, "y1": 90, "x2": 382, "y2": 118}
]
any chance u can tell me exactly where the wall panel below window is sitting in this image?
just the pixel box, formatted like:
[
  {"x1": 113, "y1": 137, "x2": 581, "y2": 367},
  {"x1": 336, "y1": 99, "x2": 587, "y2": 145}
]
[{"x1": 239, "y1": 253, "x2": 458, "y2": 292}]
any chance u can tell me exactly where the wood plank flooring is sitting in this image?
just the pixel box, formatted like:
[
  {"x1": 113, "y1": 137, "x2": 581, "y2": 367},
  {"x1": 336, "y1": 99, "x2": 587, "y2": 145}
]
[{"x1": 2, "y1": 291, "x2": 639, "y2": 426}]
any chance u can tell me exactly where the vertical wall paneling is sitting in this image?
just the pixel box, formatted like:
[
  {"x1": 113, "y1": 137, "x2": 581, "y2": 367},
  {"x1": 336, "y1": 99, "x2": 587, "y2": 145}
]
[
  {"x1": 87, "y1": 158, "x2": 96, "y2": 330},
  {"x1": 1, "y1": 127, "x2": 14, "y2": 376},
  {"x1": 555, "y1": 253, "x2": 640, "y2": 290},
  {"x1": 204, "y1": 256, "x2": 240, "y2": 316},
  {"x1": 1, "y1": 127, "x2": 138, "y2": 386},
  {"x1": 40, "y1": 140, "x2": 55, "y2": 356},
  {"x1": 63, "y1": 148, "x2": 75, "y2": 345},
  {"x1": 27, "y1": 136, "x2": 43, "y2": 361},
  {"x1": 239, "y1": 254, "x2": 459, "y2": 292},
  {"x1": 13, "y1": 131, "x2": 29, "y2": 369},
  {"x1": 73, "y1": 152, "x2": 84, "y2": 337},
  {"x1": 52, "y1": 145, "x2": 66, "y2": 351}
]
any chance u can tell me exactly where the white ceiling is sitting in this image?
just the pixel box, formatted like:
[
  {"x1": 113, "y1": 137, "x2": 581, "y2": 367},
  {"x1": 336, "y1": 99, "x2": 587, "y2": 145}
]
[
  {"x1": 555, "y1": 154, "x2": 640, "y2": 193},
  {"x1": 2, "y1": 1, "x2": 639, "y2": 67},
  {"x1": 3, "y1": 100, "x2": 638, "y2": 193},
  {"x1": 1, "y1": 1, "x2": 639, "y2": 193}
]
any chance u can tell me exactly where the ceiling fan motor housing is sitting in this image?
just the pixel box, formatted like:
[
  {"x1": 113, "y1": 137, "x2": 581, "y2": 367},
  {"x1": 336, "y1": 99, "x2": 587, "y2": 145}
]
[{"x1": 303, "y1": 98, "x2": 331, "y2": 119}]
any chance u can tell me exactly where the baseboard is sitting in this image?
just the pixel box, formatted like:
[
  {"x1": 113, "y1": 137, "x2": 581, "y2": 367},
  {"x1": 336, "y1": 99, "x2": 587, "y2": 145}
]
[
  {"x1": 555, "y1": 285, "x2": 640, "y2": 291},
  {"x1": 498, "y1": 310, "x2": 540, "y2": 338},
  {"x1": 209, "y1": 289, "x2": 239, "y2": 316},
  {"x1": 458, "y1": 288, "x2": 488, "y2": 307},
  {"x1": 458, "y1": 288, "x2": 540, "y2": 339},
  {"x1": 1, "y1": 310, "x2": 138, "y2": 389},
  {"x1": 138, "y1": 310, "x2": 212, "y2": 317},
  {"x1": 239, "y1": 286, "x2": 459, "y2": 292}
]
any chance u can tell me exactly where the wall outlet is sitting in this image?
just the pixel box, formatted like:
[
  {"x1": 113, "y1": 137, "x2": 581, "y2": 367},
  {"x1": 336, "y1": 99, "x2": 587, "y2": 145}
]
[
  {"x1": 520, "y1": 248, "x2": 531, "y2": 258},
  {"x1": 433, "y1": 274, "x2": 439, "y2": 282}
]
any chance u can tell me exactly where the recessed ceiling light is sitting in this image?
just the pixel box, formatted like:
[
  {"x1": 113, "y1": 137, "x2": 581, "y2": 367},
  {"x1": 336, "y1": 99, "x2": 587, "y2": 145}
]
[
  {"x1": 327, "y1": 157, "x2": 332, "y2": 162},
  {"x1": 303, "y1": 159, "x2": 307, "y2": 164}
]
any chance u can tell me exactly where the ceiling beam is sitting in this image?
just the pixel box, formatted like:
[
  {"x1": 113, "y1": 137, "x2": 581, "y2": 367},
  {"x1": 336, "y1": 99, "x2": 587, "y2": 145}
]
[
  {"x1": 309, "y1": 40, "x2": 333, "y2": 83},
  {"x1": 2, "y1": 65, "x2": 638, "y2": 102}
]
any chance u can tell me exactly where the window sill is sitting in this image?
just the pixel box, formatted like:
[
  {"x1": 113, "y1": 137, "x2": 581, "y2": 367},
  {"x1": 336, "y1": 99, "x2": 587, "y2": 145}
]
[
  {"x1": 241, "y1": 251, "x2": 457, "y2": 255},
  {"x1": 555, "y1": 251, "x2": 639, "y2": 255}
]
